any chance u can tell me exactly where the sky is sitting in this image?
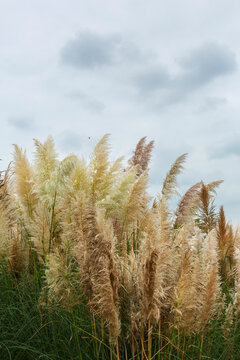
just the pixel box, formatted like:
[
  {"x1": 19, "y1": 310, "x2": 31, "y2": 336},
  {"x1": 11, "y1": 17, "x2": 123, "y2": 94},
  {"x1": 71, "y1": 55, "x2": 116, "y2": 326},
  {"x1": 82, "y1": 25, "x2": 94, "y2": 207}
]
[{"x1": 1, "y1": 0, "x2": 240, "y2": 223}]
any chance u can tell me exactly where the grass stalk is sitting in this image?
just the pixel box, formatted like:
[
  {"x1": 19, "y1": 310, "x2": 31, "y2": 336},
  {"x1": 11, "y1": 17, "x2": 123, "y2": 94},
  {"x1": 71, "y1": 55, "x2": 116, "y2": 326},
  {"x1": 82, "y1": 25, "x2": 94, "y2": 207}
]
[
  {"x1": 199, "y1": 333, "x2": 204, "y2": 360},
  {"x1": 48, "y1": 190, "x2": 57, "y2": 253}
]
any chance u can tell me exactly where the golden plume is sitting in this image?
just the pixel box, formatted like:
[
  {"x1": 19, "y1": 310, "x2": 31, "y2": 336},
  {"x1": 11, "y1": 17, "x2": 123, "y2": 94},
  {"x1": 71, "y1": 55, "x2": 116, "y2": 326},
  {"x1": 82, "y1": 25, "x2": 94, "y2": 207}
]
[
  {"x1": 161, "y1": 153, "x2": 187, "y2": 201},
  {"x1": 13, "y1": 145, "x2": 37, "y2": 218},
  {"x1": 128, "y1": 137, "x2": 154, "y2": 176}
]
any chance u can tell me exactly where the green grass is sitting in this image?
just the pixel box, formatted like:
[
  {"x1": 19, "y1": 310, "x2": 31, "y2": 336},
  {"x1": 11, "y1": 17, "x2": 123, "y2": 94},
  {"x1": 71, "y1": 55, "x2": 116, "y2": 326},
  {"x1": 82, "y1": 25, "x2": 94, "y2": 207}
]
[
  {"x1": 0, "y1": 265, "x2": 111, "y2": 360},
  {"x1": 1, "y1": 264, "x2": 240, "y2": 360}
]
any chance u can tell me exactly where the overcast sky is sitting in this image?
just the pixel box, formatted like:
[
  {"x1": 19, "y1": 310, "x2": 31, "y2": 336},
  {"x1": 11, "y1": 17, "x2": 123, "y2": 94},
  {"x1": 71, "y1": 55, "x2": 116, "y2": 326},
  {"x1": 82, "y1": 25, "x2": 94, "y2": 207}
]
[{"x1": 1, "y1": 0, "x2": 240, "y2": 222}]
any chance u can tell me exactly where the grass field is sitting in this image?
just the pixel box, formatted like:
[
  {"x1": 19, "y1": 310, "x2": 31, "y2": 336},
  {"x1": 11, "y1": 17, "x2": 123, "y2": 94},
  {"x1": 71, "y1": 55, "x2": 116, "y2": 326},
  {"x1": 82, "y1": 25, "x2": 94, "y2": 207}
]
[{"x1": 1, "y1": 135, "x2": 240, "y2": 359}]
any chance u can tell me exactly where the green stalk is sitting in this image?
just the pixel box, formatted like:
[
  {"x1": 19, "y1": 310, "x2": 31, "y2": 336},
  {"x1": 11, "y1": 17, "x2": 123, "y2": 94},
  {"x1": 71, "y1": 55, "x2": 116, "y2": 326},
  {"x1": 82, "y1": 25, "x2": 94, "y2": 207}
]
[
  {"x1": 72, "y1": 309, "x2": 83, "y2": 360},
  {"x1": 48, "y1": 190, "x2": 57, "y2": 253}
]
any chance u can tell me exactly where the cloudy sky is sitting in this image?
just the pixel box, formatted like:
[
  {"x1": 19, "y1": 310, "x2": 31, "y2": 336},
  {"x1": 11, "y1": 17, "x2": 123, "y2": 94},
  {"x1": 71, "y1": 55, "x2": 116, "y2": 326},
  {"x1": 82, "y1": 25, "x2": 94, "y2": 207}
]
[{"x1": 1, "y1": 0, "x2": 240, "y2": 222}]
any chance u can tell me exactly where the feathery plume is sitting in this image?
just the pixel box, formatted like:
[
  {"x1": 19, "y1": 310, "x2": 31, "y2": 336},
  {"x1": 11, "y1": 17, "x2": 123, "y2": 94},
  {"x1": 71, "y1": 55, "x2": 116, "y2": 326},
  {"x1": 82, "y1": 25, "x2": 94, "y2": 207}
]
[
  {"x1": 28, "y1": 202, "x2": 51, "y2": 260},
  {"x1": 13, "y1": 145, "x2": 37, "y2": 218},
  {"x1": 0, "y1": 165, "x2": 26, "y2": 276},
  {"x1": 199, "y1": 230, "x2": 221, "y2": 330},
  {"x1": 174, "y1": 182, "x2": 202, "y2": 227},
  {"x1": 89, "y1": 134, "x2": 111, "y2": 200},
  {"x1": 223, "y1": 301, "x2": 234, "y2": 337},
  {"x1": 196, "y1": 182, "x2": 217, "y2": 234},
  {"x1": 173, "y1": 229, "x2": 193, "y2": 331},
  {"x1": 71, "y1": 158, "x2": 90, "y2": 193},
  {"x1": 161, "y1": 153, "x2": 187, "y2": 201},
  {"x1": 140, "y1": 140, "x2": 155, "y2": 173},
  {"x1": 0, "y1": 166, "x2": 15, "y2": 254},
  {"x1": 137, "y1": 209, "x2": 164, "y2": 329},
  {"x1": 33, "y1": 135, "x2": 58, "y2": 184},
  {"x1": 39, "y1": 154, "x2": 78, "y2": 206},
  {"x1": 128, "y1": 137, "x2": 146, "y2": 171},
  {"x1": 128, "y1": 137, "x2": 154, "y2": 176},
  {"x1": 175, "y1": 180, "x2": 223, "y2": 229},
  {"x1": 216, "y1": 206, "x2": 235, "y2": 283},
  {"x1": 217, "y1": 206, "x2": 228, "y2": 255},
  {"x1": 44, "y1": 247, "x2": 79, "y2": 308},
  {"x1": 120, "y1": 171, "x2": 150, "y2": 230},
  {"x1": 205, "y1": 180, "x2": 224, "y2": 194},
  {"x1": 175, "y1": 225, "x2": 206, "y2": 333},
  {"x1": 8, "y1": 234, "x2": 26, "y2": 278},
  {"x1": 99, "y1": 167, "x2": 136, "y2": 219},
  {"x1": 233, "y1": 247, "x2": 240, "y2": 315},
  {"x1": 99, "y1": 156, "x2": 124, "y2": 201},
  {"x1": 81, "y1": 207, "x2": 121, "y2": 343}
]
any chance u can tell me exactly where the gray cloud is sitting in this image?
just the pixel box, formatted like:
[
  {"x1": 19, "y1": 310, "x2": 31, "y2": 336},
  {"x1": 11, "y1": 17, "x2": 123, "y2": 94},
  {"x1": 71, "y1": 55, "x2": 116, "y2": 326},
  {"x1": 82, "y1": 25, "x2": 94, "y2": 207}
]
[
  {"x1": 117, "y1": 40, "x2": 146, "y2": 64},
  {"x1": 8, "y1": 117, "x2": 35, "y2": 131},
  {"x1": 135, "y1": 67, "x2": 170, "y2": 93},
  {"x1": 67, "y1": 90, "x2": 105, "y2": 112},
  {"x1": 176, "y1": 42, "x2": 237, "y2": 90},
  {"x1": 211, "y1": 136, "x2": 240, "y2": 159},
  {"x1": 61, "y1": 31, "x2": 121, "y2": 69},
  {"x1": 134, "y1": 42, "x2": 237, "y2": 106},
  {"x1": 60, "y1": 31, "x2": 146, "y2": 70},
  {"x1": 197, "y1": 97, "x2": 227, "y2": 112},
  {"x1": 180, "y1": 43, "x2": 236, "y2": 75}
]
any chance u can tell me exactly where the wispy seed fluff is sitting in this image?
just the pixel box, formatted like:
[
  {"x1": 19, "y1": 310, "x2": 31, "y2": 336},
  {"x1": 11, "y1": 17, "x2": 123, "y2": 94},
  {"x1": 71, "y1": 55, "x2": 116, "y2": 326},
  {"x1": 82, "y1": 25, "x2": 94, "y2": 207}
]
[{"x1": 83, "y1": 207, "x2": 121, "y2": 343}]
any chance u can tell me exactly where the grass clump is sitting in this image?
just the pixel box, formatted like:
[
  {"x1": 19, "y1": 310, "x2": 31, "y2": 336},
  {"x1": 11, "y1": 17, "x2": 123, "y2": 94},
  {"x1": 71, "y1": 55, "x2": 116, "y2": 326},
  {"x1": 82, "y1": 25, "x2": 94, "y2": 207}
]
[{"x1": 0, "y1": 135, "x2": 240, "y2": 359}]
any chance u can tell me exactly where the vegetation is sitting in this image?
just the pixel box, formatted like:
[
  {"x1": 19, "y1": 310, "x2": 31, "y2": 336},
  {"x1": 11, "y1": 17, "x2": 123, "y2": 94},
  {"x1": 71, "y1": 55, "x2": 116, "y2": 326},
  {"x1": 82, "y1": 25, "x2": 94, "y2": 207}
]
[{"x1": 1, "y1": 134, "x2": 240, "y2": 359}]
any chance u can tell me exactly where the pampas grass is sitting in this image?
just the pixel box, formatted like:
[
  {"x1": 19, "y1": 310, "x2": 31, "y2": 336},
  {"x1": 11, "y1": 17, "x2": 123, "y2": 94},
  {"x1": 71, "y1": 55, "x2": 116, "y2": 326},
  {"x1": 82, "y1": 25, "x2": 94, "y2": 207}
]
[{"x1": 1, "y1": 134, "x2": 240, "y2": 359}]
